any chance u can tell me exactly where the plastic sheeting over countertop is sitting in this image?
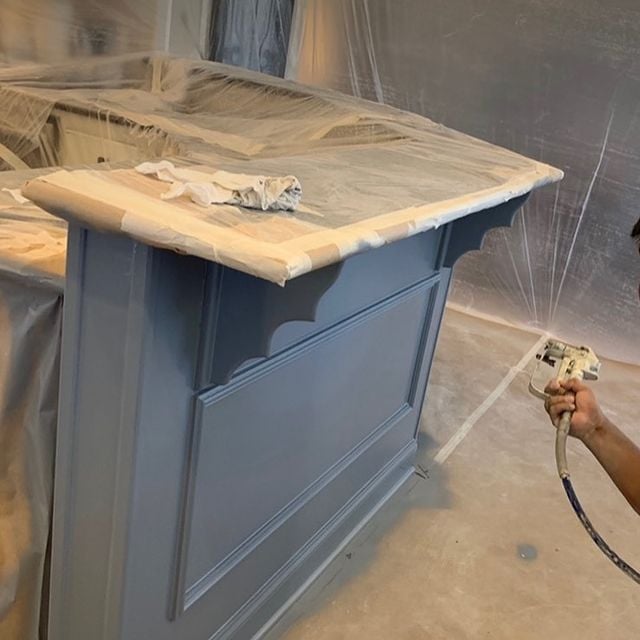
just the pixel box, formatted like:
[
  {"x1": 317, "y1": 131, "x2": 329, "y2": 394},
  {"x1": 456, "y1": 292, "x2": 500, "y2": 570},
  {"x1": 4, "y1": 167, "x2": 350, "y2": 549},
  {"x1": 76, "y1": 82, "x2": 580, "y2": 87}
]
[
  {"x1": 0, "y1": 171, "x2": 66, "y2": 291},
  {"x1": 5, "y1": 55, "x2": 564, "y2": 284},
  {"x1": 0, "y1": 172, "x2": 62, "y2": 640}
]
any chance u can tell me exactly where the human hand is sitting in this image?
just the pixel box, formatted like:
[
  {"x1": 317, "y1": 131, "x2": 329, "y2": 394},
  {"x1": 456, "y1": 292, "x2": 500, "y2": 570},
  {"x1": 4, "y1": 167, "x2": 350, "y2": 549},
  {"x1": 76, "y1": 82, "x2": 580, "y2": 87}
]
[{"x1": 544, "y1": 378, "x2": 606, "y2": 441}]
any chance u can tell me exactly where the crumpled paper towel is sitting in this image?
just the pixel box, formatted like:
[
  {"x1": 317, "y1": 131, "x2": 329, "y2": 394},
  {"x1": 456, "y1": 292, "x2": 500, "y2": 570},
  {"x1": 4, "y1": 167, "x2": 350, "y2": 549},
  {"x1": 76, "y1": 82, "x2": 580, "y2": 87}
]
[{"x1": 136, "y1": 160, "x2": 302, "y2": 211}]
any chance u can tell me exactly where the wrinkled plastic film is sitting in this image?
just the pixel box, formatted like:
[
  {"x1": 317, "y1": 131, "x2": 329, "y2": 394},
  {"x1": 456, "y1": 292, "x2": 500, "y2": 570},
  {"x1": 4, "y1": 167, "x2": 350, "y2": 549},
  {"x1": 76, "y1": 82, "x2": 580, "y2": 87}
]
[
  {"x1": 0, "y1": 1, "x2": 161, "y2": 64},
  {"x1": 0, "y1": 278, "x2": 61, "y2": 640},
  {"x1": 3, "y1": 55, "x2": 558, "y2": 285},
  {"x1": 287, "y1": 0, "x2": 640, "y2": 365},
  {"x1": 0, "y1": 173, "x2": 64, "y2": 640}
]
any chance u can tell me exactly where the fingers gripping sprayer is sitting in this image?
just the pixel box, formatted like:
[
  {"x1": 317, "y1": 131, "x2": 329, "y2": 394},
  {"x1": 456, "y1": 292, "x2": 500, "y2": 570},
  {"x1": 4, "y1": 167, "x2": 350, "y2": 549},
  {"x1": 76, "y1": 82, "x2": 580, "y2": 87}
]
[
  {"x1": 529, "y1": 341, "x2": 601, "y2": 479},
  {"x1": 530, "y1": 339, "x2": 640, "y2": 584}
]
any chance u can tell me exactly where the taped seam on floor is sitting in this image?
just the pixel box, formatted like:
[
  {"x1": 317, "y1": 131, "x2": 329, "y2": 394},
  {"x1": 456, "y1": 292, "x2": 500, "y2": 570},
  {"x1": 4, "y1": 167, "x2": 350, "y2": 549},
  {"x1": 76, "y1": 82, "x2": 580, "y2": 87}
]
[{"x1": 434, "y1": 333, "x2": 549, "y2": 465}]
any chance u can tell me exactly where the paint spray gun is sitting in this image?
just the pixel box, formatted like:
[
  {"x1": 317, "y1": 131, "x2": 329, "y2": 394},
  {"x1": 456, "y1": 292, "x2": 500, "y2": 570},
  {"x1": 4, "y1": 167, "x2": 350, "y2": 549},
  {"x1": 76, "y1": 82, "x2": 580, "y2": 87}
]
[
  {"x1": 529, "y1": 339, "x2": 601, "y2": 479},
  {"x1": 529, "y1": 339, "x2": 640, "y2": 584}
]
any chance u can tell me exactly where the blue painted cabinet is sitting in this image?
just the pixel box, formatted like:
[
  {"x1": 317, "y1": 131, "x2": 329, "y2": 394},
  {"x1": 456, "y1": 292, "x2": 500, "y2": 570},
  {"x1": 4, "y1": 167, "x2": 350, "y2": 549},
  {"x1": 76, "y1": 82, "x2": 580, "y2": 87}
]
[{"x1": 48, "y1": 196, "x2": 525, "y2": 639}]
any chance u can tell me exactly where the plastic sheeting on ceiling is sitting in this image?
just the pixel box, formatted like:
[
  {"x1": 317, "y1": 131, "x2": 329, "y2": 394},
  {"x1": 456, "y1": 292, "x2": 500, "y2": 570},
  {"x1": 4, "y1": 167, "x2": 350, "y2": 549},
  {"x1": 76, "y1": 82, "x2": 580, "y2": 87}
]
[{"x1": 287, "y1": 0, "x2": 640, "y2": 365}]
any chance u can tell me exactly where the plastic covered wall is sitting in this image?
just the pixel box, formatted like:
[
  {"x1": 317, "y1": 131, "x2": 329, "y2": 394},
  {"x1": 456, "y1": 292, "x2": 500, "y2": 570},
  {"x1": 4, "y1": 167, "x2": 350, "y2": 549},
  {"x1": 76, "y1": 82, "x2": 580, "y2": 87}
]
[
  {"x1": 288, "y1": 0, "x2": 640, "y2": 365},
  {"x1": 0, "y1": 1, "x2": 164, "y2": 63}
]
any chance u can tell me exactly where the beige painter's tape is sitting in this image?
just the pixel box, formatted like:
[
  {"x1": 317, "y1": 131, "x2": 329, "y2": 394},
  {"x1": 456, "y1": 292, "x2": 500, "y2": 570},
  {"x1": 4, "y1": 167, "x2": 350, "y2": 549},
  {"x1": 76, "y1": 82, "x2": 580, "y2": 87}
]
[
  {"x1": 23, "y1": 179, "x2": 127, "y2": 232},
  {"x1": 25, "y1": 170, "x2": 314, "y2": 285},
  {"x1": 23, "y1": 157, "x2": 561, "y2": 285},
  {"x1": 279, "y1": 162, "x2": 562, "y2": 260}
]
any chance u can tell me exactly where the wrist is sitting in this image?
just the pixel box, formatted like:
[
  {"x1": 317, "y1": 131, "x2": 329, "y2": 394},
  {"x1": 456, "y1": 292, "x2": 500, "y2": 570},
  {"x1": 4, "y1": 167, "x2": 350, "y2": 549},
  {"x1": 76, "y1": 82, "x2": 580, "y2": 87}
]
[{"x1": 581, "y1": 415, "x2": 612, "y2": 446}]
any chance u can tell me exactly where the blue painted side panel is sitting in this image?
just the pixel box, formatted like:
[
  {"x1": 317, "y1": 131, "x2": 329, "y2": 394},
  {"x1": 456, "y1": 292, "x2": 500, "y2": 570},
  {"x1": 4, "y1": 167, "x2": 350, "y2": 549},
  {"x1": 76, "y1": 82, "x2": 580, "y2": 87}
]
[
  {"x1": 50, "y1": 202, "x2": 517, "y2": 640},
  {"x1": 184, "y1": 279, "x2": 436, "y2": 606}
]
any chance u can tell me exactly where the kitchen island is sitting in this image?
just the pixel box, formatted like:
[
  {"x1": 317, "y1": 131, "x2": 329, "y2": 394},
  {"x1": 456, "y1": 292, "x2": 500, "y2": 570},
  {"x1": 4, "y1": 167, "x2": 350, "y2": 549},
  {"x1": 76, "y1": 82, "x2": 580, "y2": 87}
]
[{"x1": 2, "y1": 54, "x2": 562, "y2": 639}]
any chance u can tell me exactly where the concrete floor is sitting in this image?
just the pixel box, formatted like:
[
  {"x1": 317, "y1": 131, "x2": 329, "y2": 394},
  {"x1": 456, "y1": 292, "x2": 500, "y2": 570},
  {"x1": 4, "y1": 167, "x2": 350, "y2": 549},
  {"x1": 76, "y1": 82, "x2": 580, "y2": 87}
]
[{"x1": 268, "y1": 308, "x2": 640, "y2": 639}]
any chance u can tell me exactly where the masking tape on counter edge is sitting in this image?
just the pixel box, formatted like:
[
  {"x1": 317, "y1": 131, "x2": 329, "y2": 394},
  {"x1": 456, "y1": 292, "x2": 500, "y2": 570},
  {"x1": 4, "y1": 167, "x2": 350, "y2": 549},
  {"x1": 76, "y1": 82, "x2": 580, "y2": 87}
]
[{"x1": 23, "y1": 164, "x2": 561, "y2": 285}]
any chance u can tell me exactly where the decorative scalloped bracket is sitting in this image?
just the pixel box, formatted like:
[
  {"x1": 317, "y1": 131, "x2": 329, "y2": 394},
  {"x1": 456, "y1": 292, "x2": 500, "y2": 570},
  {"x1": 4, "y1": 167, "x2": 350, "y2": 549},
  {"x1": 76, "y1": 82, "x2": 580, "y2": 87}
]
[
  {"x1": 443, "y1": 194, "x2": 529, "y2": 267},
  {"x1": 198, "y1": 261, "x2": 344, "y2": 387},
  {"x1": 199, "y1": 194, "x2": 529, "y2": 386}
]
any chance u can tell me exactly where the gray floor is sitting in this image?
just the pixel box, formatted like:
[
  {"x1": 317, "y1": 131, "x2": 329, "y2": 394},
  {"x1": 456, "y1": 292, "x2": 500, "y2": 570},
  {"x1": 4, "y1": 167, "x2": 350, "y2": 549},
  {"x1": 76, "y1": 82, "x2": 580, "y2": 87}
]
[{"x1": 269, "y1": 308, "x2": 640, "y2": 639}]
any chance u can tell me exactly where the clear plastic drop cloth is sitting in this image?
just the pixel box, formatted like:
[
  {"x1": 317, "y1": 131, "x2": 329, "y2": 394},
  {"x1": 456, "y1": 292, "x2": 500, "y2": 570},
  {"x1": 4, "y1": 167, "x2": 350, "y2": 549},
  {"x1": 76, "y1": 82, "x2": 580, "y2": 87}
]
[
  {"x1": 0, "y1": 174, "x2": 63, "y2": 640},
  {"x1": 0, "y1": 279, "x2": 61, "y2": 640},
  {"x1": 287, "y1": 0, "x2": 640, "y2": 365},
  {"x1": 0, "y1": 172, "x2": 66, "y2": 640},
  {"x1": 0, "y1": 54, "x2": 558, "y2": 285},
  {"x1": 0, "y1": 0, "x2": 161, "y2": 64}
]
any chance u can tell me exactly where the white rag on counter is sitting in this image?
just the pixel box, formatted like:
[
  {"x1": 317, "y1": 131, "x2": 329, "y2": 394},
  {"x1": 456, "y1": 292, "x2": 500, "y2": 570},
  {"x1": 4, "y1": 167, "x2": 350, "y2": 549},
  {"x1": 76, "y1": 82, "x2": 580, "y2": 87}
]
[{"x1": 135, "y1": 160, "x2": 302, "y2": 211}]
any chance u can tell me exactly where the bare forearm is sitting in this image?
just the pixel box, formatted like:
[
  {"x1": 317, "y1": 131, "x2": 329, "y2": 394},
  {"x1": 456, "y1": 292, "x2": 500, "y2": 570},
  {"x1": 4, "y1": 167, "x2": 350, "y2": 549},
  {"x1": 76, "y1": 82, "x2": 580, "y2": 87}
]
[{"x1": 582, "y1": 418, "x2": 640, "y2": 515}]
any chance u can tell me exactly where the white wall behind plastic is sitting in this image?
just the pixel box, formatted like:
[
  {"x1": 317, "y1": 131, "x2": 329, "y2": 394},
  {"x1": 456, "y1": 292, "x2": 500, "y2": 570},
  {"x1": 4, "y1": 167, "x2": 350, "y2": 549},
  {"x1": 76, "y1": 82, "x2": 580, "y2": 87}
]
[
  {"x1": 288, "y1": 0, "x2": 640, "y2": 365},
  {"x1": 0, "y1": 0, "x2": 211, "y2": 62},
  {"x1": 165, "y1": 0, "x2": 211, "y2": 58},
  {"x1": 0, "y1": 1, "x2": 166, "y2": 62}
]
